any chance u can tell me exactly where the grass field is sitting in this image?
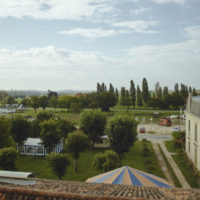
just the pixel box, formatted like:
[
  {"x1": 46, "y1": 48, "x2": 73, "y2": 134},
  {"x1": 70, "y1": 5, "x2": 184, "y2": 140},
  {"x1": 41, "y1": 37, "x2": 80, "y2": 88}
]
[
  {"x1": 165, "y1": 140, "x2": 182, "y2": 153},
  {"x1": 158, "y1": 144, "x2": 181, "y2": 187},
  {"x1": 16, "y1": 141, "x2": 164, "y2": 181},
  {"x1": 172, "y1": 154, "x2": 199, "y2": 188},
  {"x1": 3, "y1": 107, "x2": 180, "y2": 126}
]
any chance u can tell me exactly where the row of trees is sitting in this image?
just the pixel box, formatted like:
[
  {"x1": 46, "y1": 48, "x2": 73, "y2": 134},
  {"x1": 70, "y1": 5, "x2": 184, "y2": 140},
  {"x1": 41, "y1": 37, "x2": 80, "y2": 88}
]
[
  {"x1": 119, "y1": 79, "x2": 198, "y2": 109},
  {"x1": 19, "y1": 80, "x2": 198, "y2": 113}
]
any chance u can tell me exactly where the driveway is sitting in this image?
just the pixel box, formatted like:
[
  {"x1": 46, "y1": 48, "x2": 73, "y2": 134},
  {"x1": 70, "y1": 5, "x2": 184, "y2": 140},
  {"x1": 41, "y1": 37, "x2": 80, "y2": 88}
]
[
  {"x1": 138, "y1": 133, "x2": 173, "y2": 141},
  {"x1": 138, "y1": 123, "x2": 185, "y2": 134}
]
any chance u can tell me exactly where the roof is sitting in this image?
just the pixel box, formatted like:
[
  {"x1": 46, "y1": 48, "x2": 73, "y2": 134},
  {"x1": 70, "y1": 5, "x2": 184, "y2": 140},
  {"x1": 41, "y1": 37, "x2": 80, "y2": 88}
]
[
  {"x1": 0, "y1": 171, "x2": 34, "y2": 179},
  {"x1": 86, "y1": 166, "x2": 172, "y2": 188},
  {"x1": 186, "y1": 95, "x2": 200, "y2": 117},
  {"x1": 0, "y1": 179, "x2": 200, "y2": 200},
  {"x1": 23, "y1": 138, "x2": 42, "y2": 146}
]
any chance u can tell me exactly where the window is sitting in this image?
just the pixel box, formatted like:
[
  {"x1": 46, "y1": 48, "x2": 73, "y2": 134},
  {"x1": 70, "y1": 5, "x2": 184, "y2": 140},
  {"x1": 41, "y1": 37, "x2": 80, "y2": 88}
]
[
  {"x1": 195, "y1": 148, "x2": 197, "y2": 165},
  {"x1": 195, "y1": 124, "x2": 198, "y2": 142},
  {"x1": 188, "y1": 141, "x2": 190, "y2": 152},
  {"x1": 37, "y1": 147, "x2": 44, "y2": 154},
  {"x1": 188, "y1": 120, "x2": 190, "y2": 131},
  {"x1": 26, "y1": 146, "x2": 34, "y2": 154}
]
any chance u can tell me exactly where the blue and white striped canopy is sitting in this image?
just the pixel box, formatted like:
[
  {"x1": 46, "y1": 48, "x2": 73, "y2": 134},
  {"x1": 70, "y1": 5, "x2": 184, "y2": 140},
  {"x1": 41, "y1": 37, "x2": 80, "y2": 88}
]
[{"x1": 86, "y1": 166, "x2": 172, "y2": 188}]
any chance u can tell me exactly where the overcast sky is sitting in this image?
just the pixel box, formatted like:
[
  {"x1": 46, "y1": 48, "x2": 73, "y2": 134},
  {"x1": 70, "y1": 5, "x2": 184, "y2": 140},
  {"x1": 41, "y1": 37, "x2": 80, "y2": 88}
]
[{"x1": 0, "y1": 0, "x2": 200, "y2": 91}]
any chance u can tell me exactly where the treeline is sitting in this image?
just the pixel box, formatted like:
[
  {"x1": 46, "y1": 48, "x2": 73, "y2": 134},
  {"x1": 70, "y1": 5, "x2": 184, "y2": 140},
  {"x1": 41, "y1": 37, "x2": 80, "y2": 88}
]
[
  {"x1": 119, "y1": 79, "x2": 198, "y2": 109},
  {"x1": 3, "y1": 79, "x2": 198, "y2": 111}
]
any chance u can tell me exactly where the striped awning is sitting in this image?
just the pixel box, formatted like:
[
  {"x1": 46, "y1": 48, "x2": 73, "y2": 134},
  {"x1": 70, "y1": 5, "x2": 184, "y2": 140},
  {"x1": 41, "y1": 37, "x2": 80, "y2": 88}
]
[{"x1": 86, "y1": 166, "x2": 172, "y2": 188}]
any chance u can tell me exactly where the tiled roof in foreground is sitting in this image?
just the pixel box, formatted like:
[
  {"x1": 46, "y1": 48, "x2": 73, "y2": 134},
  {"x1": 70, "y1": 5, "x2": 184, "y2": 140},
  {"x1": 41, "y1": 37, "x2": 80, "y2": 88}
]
[{"x1": 0, "y1": 179, "x2": 200, "y2": 200}]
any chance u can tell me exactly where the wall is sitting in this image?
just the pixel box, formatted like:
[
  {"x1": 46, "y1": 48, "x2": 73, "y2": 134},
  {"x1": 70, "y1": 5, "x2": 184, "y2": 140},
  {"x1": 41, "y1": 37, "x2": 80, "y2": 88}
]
[{"x1": 185, "y1": 111, "x2": 200, "y2": 171}]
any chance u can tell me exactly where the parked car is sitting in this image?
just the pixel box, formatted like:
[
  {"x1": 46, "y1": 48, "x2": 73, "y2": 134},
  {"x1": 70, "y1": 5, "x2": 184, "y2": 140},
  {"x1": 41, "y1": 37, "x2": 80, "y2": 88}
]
[
  {"x1": 158, "y1": 118, "x2": 172, "y2": 127},
  {"x1": 139, "y1": 127, "x2": 146, "y2": 133},
  {"x1": 173, "y1": 126, "x2": 181, "y2": 132}
]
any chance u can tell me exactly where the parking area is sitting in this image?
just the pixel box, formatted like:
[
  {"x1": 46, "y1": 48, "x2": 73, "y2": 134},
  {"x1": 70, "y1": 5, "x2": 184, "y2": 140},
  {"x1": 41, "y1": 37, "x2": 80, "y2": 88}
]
[{"x1": 137, "y1": 123, "x2": 185, "y2": 134}]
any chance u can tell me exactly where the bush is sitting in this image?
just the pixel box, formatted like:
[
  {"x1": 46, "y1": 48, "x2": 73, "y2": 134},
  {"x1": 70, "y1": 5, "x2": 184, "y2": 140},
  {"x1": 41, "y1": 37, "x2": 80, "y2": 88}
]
[
  {"x1": 0, "y1": 147, "x2": 18, "y2": 170},
  {"x1": 47, "y1": 153, "x2": 70, "y2": 180},
  {"x1": 93, "y1": 150, "x2": 120, "y2": 172},
  {"x1": 144, "y1": 159, "x2": 152, "y2": 166},
  {"x1": 142, "y1": 146, "x2": 150, "y2": 157}
]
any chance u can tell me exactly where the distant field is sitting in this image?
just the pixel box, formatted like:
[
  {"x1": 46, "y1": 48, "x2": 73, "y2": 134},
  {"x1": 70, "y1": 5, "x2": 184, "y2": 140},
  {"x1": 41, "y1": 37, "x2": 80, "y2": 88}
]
[
  {"x1": 16, "y1": 141, "x2": 165, "y2": 181},
  {"x1": 1, "y1": 107, "x2": 180, "y2": 125}
]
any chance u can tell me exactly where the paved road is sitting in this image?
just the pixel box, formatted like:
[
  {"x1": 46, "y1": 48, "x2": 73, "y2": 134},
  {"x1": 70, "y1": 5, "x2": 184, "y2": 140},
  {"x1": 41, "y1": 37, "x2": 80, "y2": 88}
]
[{"x1": 138, "y1": 133, "x2": 173, "y2": 141}]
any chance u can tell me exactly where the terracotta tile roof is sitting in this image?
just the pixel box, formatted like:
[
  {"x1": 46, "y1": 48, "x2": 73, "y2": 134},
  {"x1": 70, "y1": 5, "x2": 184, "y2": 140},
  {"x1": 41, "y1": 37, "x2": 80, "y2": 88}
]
[{"x1": 0, "y1": 179, "x2": 200, "y2": 200}]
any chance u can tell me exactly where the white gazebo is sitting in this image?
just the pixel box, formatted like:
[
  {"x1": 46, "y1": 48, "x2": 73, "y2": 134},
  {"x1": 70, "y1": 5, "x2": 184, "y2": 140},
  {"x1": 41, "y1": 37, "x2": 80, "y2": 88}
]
[{"x1": 17, "y1": 138, "x2": 63, "y2": 156}]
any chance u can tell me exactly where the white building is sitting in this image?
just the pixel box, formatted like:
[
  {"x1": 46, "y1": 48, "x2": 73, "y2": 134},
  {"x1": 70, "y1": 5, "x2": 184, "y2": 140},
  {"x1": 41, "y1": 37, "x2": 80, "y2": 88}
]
[
  {"x1": 185, "y1": 94, "x2": 200, "y2": 171},
  {"x1": 17, "y1": 138, "x2": 63, "y2": 156}
]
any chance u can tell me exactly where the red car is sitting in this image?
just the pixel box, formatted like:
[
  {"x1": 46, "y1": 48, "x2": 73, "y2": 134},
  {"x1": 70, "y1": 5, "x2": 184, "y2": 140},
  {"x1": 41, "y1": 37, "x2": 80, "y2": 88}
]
[
  {"x1": 139, "y1": 127, "x2": 146, "y2": 133},
  {"x1": 158, "y1": 118, "x2": 171, "y2": 127}
]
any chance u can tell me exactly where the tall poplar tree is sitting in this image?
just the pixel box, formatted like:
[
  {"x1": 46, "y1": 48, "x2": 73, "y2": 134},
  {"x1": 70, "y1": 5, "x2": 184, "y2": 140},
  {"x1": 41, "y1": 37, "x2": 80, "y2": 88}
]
[
  {"x1": 130, "y1": 80, "x2": 136, "y2": 107},
  {"x1": 120, "y1": 87, "x2": 126, "y2": 106},
  {"x1": 137, "y1": 85, "x2": 143, "y2": 106},
  {"x1": 115, "y1": 88, "x2": 119, "y2": 104},
  {"x1": 142, "y1": 78, "x2": 149, "y2": 104},
  {"x1": 109, "y1": 83, "x2": 114, "y2": 94}
]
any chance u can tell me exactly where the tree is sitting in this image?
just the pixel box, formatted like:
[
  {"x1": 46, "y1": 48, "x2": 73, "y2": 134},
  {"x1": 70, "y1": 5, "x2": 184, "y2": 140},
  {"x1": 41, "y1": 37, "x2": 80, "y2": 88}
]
[
  {"x1": 125, "y1": 90, "x2": 130, "y2": 109},
  {"x1": 0, "y1": 117, "x2": 12, "y2": 148},
  {"x1": 98, "y1": 92, "x2": 116, "y2": 111},
  {"x1": 136, "y1": 85, "x2": 143, "y2": 106},
  {"x1": 36, "y1": 111, "x2": 54, "y2": 122},
  {"x1": 192, "y1": 87, "x2": 198, "y2": 96},
  {"x1": 109, "y1": 83, "x2": 114, "y2": 94},
  {"x1": 97, "y1": 82, "x2": 101, "y2": 94},
  {"x1": 21, "y1": 98, "x2": 31, "y2": 107},
  {"x1": 29, "y1": 119, "x2": 41, "y2": 138},
  {"x1": 11, "y1": 117, "x2": 30, "y2": 146},
  {"x1": 47, "y1": 90, "x2": 58, "y2": 99},
  {"x1": 39, "y1": 95, "x2": 48, "y2": 110},
  {"x1": 7, "y1": 96, "x2": 16, "y2": 104},
  {"x1": 155, "y1": 82, "x2": 162, "y2": 100},
  {"x1": 163, "y1": 86, "x2": 169, "y2": 99},
  {"x1": 31, "y1": 96, "x2": 39, "y2": 113},
  {"x1": 0, "y1": 147, "x2": 18, "y2": 170},
  {"x1": 93, "y1": 150, "x2": 119, "y2": 172},
  {"x1": 58, "y1": 95, "x2": 73, "y2": 112},
  {"x1": 142, "y1": 78, "x2": 150, "y2": 104},
  {"x1": 174, "y1": 83, "x2": 179, "y2": 96},
  {"x1": 48, "y1": 96, "x2": 58, "y2": 108},
  {"x1": 65, "y1": 131, "x2": 90, "y2": 172},
  {"x1": 115, "y1": 88, "x2": 119, "y2": 104},
  {"x1": 130, "y1": 80, "x2": 136, "y2": 108},
  {"x1": 47, "y1": 153, "x2": 70, "y2": 180},
  {"x1": 180, "y1": 84, "x2": 188, "y2": 99},
  {"x1": 40, "y1": 119, "x2": 62, "y2": 153},
  {"x1": 57, "y1": 118, "x2": 76, "y2": 139},
  {"x1": 120, "y1": 87, "x2": 126, "y2": 106},
  {"x1": 107, "y1": 113, "x2": 137, "y2": 164},
  {"x1": 79, "y1": 110, "x2": 106, "y2": 148}
]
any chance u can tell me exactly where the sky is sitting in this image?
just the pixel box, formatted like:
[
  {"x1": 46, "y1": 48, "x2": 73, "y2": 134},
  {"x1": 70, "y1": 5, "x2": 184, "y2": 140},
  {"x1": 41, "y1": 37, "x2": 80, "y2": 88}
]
[{"x1": 0, "y1": 0, "x2": 200, "y2": 91}]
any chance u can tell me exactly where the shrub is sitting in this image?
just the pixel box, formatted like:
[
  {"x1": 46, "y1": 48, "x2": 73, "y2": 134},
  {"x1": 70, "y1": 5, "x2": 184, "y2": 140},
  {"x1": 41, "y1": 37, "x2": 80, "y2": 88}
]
[
  {"x1": 93, "y1": 150, "x2": 120, "y2": 172},
  {"x1": 0, "y1": 147, "x2": 18, "y2": 170},
  {"x1": 47, "y1": 153, "x2": 70, "y2": 180}
]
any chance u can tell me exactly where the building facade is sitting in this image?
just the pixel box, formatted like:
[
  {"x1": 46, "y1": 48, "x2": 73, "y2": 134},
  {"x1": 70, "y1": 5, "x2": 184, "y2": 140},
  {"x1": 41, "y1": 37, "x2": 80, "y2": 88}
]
[{"x1": 185, "y1": 94, "x2": 200, "y2": 171}]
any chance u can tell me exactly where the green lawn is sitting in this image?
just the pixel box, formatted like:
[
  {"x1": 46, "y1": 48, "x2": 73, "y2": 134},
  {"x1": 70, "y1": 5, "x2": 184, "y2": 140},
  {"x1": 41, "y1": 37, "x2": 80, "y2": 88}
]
[
  {"x1": 165, "y1": 140, "x2": 182, "y2": 153},
  {"x1": 172, "y1": 154, "x2": 200, "y2": 188},
  {"x1": 158, "y1": 145, "x2": 181, "y2": 187},
  {"x1": 16, "y1": 141, "x2": 164, "y2": 181}
]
